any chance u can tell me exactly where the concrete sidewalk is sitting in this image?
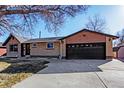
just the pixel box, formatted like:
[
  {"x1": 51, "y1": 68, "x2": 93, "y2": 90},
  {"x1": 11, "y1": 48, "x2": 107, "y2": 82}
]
[{"x1": 12, "y1": 59, "x2": 124, "y2": 88}]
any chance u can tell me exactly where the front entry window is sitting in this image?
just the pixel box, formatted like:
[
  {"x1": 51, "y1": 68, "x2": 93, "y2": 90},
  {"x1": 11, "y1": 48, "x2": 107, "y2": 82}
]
[
  {"x1": 47, "y1": 43, "x2": 54, "y2": 49},
  {"x1": 9, "y1": 44, "x2": 18, "y2": 52}
]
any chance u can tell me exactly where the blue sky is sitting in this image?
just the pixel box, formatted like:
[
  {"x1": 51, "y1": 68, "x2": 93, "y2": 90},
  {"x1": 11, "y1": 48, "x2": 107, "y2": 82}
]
[{"x1": 0, "y1": 5, "x2": 124, "y2": 42}]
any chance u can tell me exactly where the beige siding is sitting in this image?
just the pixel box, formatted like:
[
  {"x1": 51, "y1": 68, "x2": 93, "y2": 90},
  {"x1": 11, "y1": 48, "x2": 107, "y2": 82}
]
[
  {"x1": 106, "y1": 37, "x2": 113, "y2": 59},
  {"x1": 30, "y1": 42, "x2": 60, "y2": 57},
  {"x1": 6, "y1": 37, "x2": 21, "y2": 57},
  {"x1": 61, "y1": 39, "x2": 66, "y2": 58}
]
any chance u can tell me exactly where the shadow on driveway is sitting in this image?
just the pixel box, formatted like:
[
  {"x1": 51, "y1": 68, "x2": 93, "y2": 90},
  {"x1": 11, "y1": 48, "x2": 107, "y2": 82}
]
[
  {"x1": 38, "y1": 59, "x2": 111, "y2": 74},
  {"x1": 0, "y1": 60, "x2": 49, "y2": 74}
]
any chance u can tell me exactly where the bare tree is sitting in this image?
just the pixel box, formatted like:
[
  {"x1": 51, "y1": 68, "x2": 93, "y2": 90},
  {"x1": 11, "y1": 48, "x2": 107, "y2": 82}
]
[
  {"x1": 85, "y1": 14, "x2": 106, "y2": 32},
  {"x1": 0, "y1": 5, "x2": 89, "y2": 36},
  {"x1": 116, "y1": 29, "x2": 124, "y2": 45}
]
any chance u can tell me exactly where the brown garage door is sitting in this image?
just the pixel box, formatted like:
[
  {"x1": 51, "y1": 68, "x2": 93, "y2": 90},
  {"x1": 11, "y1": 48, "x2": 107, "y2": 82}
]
[{"x1": 66, "y1": 43, "x2": 106, "y2": 59}]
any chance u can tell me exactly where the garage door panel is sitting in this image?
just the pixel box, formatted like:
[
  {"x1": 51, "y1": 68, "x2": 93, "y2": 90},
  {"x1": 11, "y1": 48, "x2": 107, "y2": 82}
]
[{"x1": 66, "y1": 43, "x2": 106, "y2": 59}]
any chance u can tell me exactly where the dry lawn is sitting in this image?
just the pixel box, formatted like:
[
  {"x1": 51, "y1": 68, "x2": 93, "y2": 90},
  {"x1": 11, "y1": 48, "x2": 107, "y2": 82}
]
[{"x1": 0, "y1": 59, "x2": 49, "y2": 88}]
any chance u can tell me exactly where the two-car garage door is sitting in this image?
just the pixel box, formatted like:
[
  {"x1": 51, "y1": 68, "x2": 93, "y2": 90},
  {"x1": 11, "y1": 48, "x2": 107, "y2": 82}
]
[{"x1": 66, "y1": 43, "x2": 106, "y2": 59}]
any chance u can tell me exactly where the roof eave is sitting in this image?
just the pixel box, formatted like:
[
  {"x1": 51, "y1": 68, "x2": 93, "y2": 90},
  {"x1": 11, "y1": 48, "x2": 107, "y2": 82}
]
[
  {"x1": 2, "y1": 34, "x2": 22, "y2": 46},
  {"x1": 112, "y1": 36, "x2": 119, "y2": 40},
  {"x1": 60, "y1": 29, "x2": 119, "y2": 40},
  {"x1": 23, "y1": 39, "x2": 60, "y2": 44},
  {"x1": 2, "y1": 34, "x2": 12, "y2": 46}
]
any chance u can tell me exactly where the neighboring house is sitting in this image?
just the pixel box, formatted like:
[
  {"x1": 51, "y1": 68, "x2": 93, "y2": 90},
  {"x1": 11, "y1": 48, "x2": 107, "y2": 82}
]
[
  {"x1": 0, "y1": 42, "x2": 6, "y2": 56},
  {"x1": 113, "y1": 44, "x2": 124, "y2": 59},
  {"x1": 3, "y1": 29, "x2": 118, "y2": 59}
]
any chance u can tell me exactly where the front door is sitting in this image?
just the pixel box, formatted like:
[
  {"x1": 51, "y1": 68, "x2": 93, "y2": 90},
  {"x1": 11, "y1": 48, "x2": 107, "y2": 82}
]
[
  {"x1": 26, "y1": 43, "x2": 30, "y2": 55},
  {"x1": 21, "y1": 44, "x2": 24, "y2": 57}
]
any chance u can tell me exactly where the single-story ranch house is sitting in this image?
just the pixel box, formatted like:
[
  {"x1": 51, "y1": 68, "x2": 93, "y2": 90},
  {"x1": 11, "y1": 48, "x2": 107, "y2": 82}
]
[{"x1": 3, "y1": 29, "x2": 118, "y2": 59}]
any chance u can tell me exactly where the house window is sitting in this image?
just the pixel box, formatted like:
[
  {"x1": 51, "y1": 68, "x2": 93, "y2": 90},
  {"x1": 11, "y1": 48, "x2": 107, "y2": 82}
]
[
  {"x1": 32, "y1": 43, "x2": 37, "y2": 48},
  {"x1": 72, "y1": 45, "x2": 75, "y2": 48},
  {"x1": 85, "y1": 44, "x2": 89, "y2": 47},
  {"x1": 47, "y1": 43, "x2": 54, "y2": 49},
  {"x1": 9, "y1": 44, "x2": 18, "y2": 52},
  {"x1": 76, "y1": 45, "x2": 79, "y2": 47}
]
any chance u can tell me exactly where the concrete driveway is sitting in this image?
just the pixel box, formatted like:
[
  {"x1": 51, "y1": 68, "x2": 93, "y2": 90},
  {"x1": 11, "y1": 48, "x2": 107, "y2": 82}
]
[{"x1": 13, "y1": 59, "x2": 124, "y2": 88}]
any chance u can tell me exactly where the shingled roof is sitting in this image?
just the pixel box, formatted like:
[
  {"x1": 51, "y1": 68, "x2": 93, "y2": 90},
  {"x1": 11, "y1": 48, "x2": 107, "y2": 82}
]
[
  {"x1": 23, "y1": 37, "x2": 64, "y2": 43},
  {"x1": 3, "y1": 34, "x2": 29, "y2": 46}
]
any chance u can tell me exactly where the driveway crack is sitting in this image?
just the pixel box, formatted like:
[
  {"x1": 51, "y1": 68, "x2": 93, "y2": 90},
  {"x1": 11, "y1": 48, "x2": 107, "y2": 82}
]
[
  {"x1": 94, "y1": 72, "x2": 108, "y2": 88},
  {"x1": 87, "y1": 63, "x2": 108, "y2": 88}
]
